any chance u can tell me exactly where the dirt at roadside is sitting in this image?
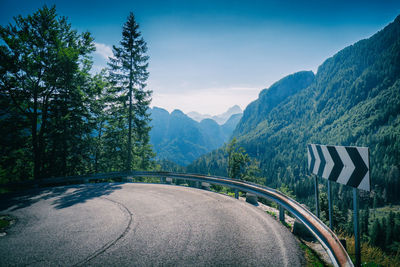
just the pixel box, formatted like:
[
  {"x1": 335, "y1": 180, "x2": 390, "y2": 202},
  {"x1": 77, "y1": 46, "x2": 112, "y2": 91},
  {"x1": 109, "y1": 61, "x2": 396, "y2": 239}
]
[{"x1": 0, "y1": 215, "x2": 15, "y2": 237}]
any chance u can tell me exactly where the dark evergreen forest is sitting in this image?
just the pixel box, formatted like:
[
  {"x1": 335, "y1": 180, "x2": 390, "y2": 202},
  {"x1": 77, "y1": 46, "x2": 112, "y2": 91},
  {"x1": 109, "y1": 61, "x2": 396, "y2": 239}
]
[{"x1": 0, "y1": 6, "x2": 154, "y2": 182}]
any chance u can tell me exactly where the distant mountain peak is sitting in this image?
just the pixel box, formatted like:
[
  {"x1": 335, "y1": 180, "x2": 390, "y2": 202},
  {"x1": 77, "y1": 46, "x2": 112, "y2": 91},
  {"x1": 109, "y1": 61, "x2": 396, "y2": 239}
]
[
  {"x1": 187, "y1": 105, "x2": 243, "y2": 125},
  {"x1": 171, "y1": 109, "x2": 185, "y2": 116},
  {"x1": 187, "y1": 111, "x2": 212, "y2": 122},
  {"x1": 226, "y1": 105, "x2": 242, "y2": 113},
  {"x1": 150, "y1": 105, "x2": 242, "y2": 166}
]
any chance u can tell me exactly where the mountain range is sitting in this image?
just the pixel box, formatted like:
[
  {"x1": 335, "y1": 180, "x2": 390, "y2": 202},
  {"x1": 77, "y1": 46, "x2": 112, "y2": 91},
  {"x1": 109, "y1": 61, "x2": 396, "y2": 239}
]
[
  {"x1": 187, "y1": 105, "x2": 242, "y2": 124},
  {"x1": 188, "y1": 14, "x2": 400, "y2": 207},
  {"x1": 150, "y1": 107, "x2": 242, "y2": 165}
]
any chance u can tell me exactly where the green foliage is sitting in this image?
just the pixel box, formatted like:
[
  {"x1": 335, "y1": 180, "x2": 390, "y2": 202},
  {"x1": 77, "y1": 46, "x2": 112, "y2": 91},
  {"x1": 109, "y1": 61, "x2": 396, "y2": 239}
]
[
  {"x1": 0, "y1": 5, "x2": 95, "y2": 180},
  {"x1": 0, "y1": 219, "x2": 10, "y2": 230},
  {"x1": 279, "y1": 183, "x2": 295, "y2": 199},
  {"x1": 299, "y1": 242, "x2": 327, "y2": 267},
  {"x1": 108, "y1": 12, "x2": 152, "y2": 171},
  {"x1": 225, "y1": 138, "x2": 264, "y2": 184},
  {"x1": 154, "y1": 159, "x2": 186, "y2": 173},
  {"x1": 0, "y1": 7, "x2": 155, "y2": 183},
  {"x1": 188, "y1": 15, "x2": 400, "y2": 253},
  {"x1": 368, "y1": 210, "x2": 400, "y2": 254},
  {"x1": 341, "y1": 231, "x2": 400, "y2": 267},
  {"x1": 227, "y1": 138, "x2": 250, "y2": 179}
]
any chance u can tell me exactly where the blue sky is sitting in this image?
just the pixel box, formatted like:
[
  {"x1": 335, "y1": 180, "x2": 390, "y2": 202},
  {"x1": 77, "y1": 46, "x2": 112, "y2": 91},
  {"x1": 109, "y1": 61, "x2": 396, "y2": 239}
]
[{"x1": 1, "y1": 0, "x2": 400, "y2": 115}]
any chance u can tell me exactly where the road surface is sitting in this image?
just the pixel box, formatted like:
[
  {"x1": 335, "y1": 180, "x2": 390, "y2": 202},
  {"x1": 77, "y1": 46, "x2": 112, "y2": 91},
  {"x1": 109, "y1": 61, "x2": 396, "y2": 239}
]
[{"x1": 0, "y1": 183, "x2": 304, "y2": 266}]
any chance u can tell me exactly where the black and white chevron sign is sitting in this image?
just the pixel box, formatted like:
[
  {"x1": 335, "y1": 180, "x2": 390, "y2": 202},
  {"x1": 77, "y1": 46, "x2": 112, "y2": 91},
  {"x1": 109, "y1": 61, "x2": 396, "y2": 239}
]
[{"x1": 307, "y1": 144, "x2": 370, "y2": 191}]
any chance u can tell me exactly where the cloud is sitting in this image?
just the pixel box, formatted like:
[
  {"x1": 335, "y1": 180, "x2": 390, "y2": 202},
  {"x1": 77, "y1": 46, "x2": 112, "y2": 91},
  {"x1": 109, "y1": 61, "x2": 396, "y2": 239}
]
[{"x1": 94, "y1": 42, "x2": 113, "y2": 60}]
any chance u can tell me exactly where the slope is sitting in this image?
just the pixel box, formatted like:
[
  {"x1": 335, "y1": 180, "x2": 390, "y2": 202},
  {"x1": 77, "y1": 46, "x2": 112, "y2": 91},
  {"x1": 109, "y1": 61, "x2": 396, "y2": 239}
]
[{"x1": 189, "y1": 14, "x2": 400, "y2": 206}]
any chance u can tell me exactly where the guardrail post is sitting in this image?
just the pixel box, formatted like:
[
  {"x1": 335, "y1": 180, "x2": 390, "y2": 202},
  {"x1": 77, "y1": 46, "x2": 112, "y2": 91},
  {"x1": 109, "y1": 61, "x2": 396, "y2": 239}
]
[
  {"x1": 327, "y1": 180, "x2": 333, "y2": 229},
  {"x1": 124, "y1": 177, "x2": 133, "y2": 183},
  {"x1": 234, "y1": 189, "x2": 239, "y2": 199},
  {"x1": 165, "y1": 177, "x2": 172, "y2": 184},
  {"x1": 314, "y1": 176, "x2": 320, "y2": 218},
  {"x1": 160, "y1": 177, "x2": 165, "y2": 184},
  {"x1": 201, "y1": 182, "x2": 211, "y2": 190},
  {"x1": 246, "y1": 193, "x2": 258, "y2": 205},
  {"x1": 279, "y1": 205, "x2": 285, "y2": 222}
]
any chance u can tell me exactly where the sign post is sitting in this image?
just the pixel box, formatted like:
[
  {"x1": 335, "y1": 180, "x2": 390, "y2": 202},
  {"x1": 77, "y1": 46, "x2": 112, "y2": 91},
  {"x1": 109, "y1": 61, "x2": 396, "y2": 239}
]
[
  {"x1": 308, "y1": 144, "x2": 370, "y2": 267},
  {"x1": 314, "y1": 175, "x2": 320, "y2": 218},
  {"x1": 353, "y1": 187, "x2": 361, "y2": 267},
  {"x1": 327, "y1": 180, "x2": 333, "y2": 229}
]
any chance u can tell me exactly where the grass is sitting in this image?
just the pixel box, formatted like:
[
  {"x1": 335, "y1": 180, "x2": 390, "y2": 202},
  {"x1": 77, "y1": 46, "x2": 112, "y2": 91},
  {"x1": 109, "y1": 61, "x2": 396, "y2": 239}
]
[
  {"x1": 369, "y1": 205, "x2": 400, "y2": 222},
  {"x1": 266, "y1": 210, "x2": 277, "y2": 219},
  {"x1": 339, "y1": 232, "x2": 400, "y2": 266},
  {"x1": 0, "y1": 219, "x2": 10, "y2": 229},
  {"x1": 0, "y1": 188, "x2": 11, "y2": 195},
  {"x1": 299, "y1": 241, "x2": 328, "y2": 267},
  {"x1": 0, "y1": 216, "x2": 12, "y2": 232},
  {"x1": 282, "y1": 221, "x2": 292, "y2": 229}
]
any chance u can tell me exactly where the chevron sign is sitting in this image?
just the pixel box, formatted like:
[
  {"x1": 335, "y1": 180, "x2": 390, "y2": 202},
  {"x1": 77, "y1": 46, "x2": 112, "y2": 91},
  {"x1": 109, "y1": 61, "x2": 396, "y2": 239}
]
[{"x1": 307, "y1": 144, "x2": 370, "y2": 191}]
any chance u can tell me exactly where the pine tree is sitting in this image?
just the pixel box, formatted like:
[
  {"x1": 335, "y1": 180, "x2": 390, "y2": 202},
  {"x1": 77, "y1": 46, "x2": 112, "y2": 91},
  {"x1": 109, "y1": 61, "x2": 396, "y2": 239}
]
[
  {"x1": 0, "y1": 6, "x2": 94, "y2": 179},
  {"x1": 227, "y1": 138, "x2": 250, "y2": 179},
  {"x1": 108, "y1": 12, "x2": 152, "y2": 171},
  {"x1": 87, "y1": 69, "x2": 111, "y2": 173},
  {"x1": 360, "y1": 208, "x2": 370, "y2": 240},
  {"x1": 386, "y1": 211, "x2": 395, "y2": 250},
  {"x1": 370, "y1": 219, "x2": 381, "y2": 247}
]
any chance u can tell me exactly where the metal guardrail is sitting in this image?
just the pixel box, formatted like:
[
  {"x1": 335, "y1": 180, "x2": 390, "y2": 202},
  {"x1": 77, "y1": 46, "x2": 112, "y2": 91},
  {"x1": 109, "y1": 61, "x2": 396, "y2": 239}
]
[{"x1": 2, "y1": 171, "x2": 353, "y2": 267}]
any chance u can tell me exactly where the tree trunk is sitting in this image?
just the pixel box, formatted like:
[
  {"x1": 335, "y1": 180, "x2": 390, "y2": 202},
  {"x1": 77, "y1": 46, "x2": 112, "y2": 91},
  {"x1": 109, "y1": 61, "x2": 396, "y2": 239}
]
[
  {"x1": 32, "y1": 90, "x2": 40, "y2": 180},
  {"x1": 127, "y1": 56, "x2": 133, "y2": 171}
]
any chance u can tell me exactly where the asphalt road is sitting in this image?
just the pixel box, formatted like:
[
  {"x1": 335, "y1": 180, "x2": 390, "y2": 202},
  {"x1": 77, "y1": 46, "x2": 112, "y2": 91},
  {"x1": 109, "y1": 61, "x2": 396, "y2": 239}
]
[{"x1": 0, "y1": 183, "x2": 304, "y2": 266}]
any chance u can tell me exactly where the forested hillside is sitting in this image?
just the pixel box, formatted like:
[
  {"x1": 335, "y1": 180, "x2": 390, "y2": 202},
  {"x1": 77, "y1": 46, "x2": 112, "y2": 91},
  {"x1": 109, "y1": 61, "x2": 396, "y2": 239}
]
[
  {"x1": 234, "y1": 71, "x2": 315, "y2": 136},
  {"x1": 187, "y1": 16, "x2": 400, "y2": 254},
  {"x1": 150, "y1": 107, "x2": 241, "y2": 165},
  {"x1": 189, "y1": 15, "x2": 400, "y2": 208}
]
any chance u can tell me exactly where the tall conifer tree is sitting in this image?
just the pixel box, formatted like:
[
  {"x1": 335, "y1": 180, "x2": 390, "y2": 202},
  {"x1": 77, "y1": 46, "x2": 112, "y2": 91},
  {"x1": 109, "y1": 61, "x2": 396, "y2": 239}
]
[{"x1": 108, "y1": 12, "x2": 152, "y2": 171}]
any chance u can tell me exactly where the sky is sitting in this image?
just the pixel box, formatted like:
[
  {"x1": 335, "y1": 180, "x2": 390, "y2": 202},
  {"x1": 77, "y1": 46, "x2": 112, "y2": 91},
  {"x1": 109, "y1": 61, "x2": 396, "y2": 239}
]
[{"x1": 1, "y1": 0, "x2": 400, "y2": 115}]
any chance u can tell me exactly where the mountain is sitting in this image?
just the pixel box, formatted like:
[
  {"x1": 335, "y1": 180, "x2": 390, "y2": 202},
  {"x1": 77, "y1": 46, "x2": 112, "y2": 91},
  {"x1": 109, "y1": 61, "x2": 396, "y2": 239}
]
[
  {"x1": 213, "y1": 105, "x2": 243, "y2": 124},
  {"x1": 188, "y1": 15, "x2": 400, "y2": 207},
  {"x1": 221, "y1": 113, "x2": 242, "y2": 137},
  {"x1": 187, "y1": 105, "x2": 243, "y2": 124},
  {"x1": 150, "y1": 107, "x2": 242, "y2": 165},
  {"x1": 186, "y1": 111, "x2": 212, "y2": 122},
  {"x1": 187, "y1": 71, "x2": 315, "y2": 176},
  {"x1": 234, "y1": 71, "x2": 315, "y2": 136}
]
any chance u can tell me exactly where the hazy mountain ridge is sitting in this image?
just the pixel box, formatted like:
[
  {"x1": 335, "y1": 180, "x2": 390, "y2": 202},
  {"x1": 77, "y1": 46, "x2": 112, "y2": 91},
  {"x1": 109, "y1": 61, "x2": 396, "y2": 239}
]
[
  {"x1": 150, "y1": 107, "x2": 242, "y2": 165},
  {"x1": 187, "y1": 105, "x2": 243, "y2": 124}
]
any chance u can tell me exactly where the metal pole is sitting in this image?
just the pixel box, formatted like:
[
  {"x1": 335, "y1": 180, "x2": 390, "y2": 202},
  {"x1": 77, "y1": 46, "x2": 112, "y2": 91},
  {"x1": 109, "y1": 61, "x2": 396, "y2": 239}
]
[
  {"x1": 328, "y1": 180, "x2": 333, "y2": 229},
  {"x1": 314, "y1": 176, "x2": 320, "y2": 218},
  {"x1": 353, "y1": 188, "x2": 361, "y2": 267},
  {"x1": 234, "y1": 189, "x2": 239, "y2": 199},
  {"x1": 279, "y1": 205, "x2": 285, "y2": 222}
]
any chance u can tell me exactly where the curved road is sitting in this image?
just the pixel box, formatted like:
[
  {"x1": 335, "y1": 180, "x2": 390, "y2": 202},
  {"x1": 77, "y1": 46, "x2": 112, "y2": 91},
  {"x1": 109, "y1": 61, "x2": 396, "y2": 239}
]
[{"x1": 0, "y1": 183, "x2": 304, "y2": 266}]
